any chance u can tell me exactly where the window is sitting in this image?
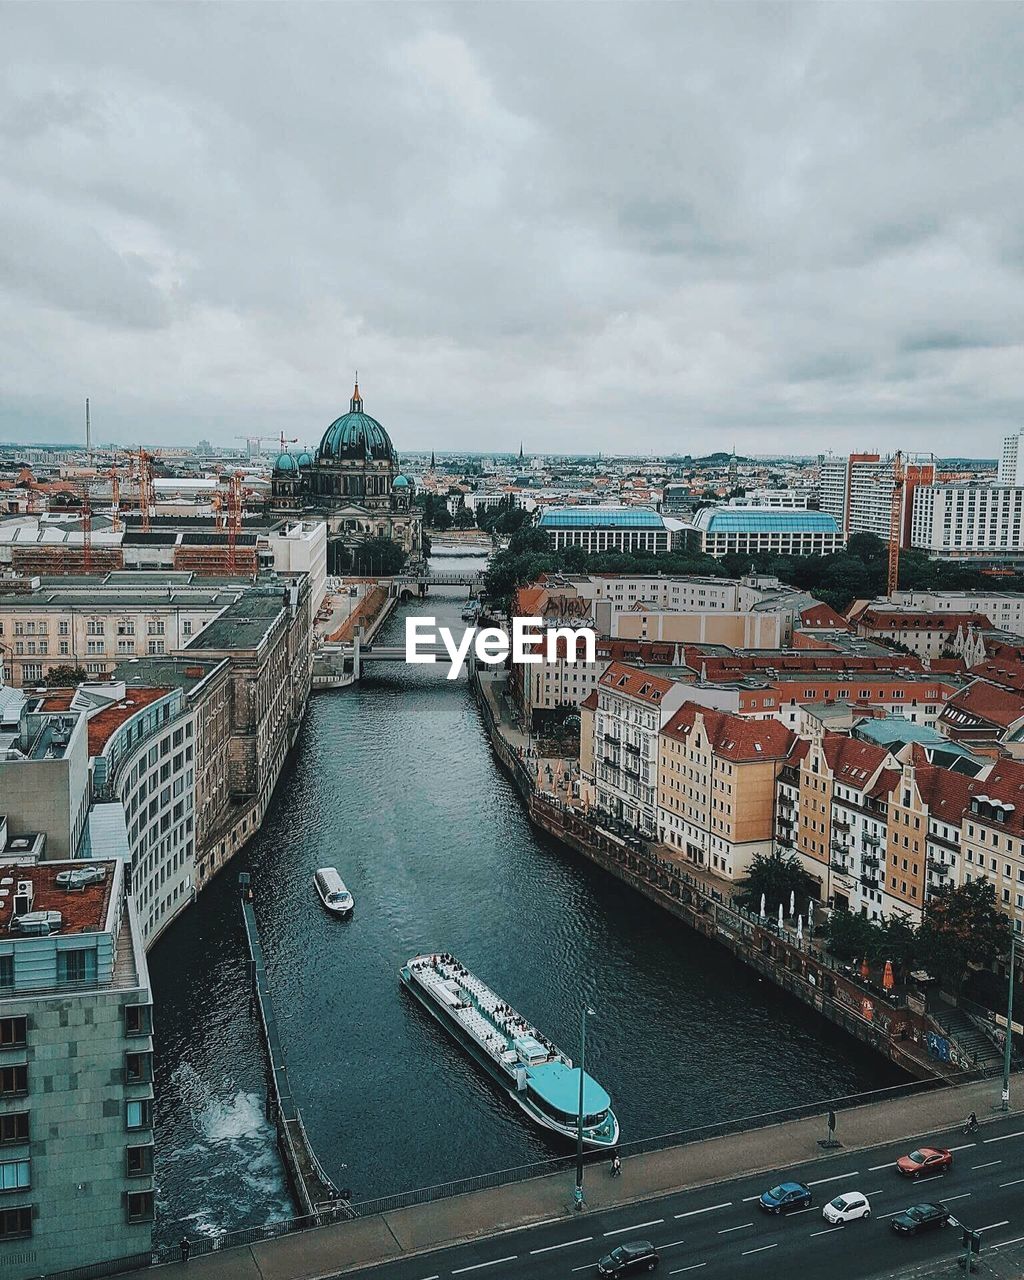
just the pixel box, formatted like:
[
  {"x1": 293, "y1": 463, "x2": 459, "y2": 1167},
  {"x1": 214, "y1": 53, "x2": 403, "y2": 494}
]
[
  {"x1": 0, "y1": 1206, "x2": 31, "y2": 1241},
  {"x1": 0, "y1": 1114, "x2": 29, "y2": 1146},
  {"x1": 124, "y1": 1004, "x2": 153, "y2": 1037},
  {"x1": 125, "y1": 1099, "x2": 152, "y2": 1131},
  {"x1": 0, "y1": 1018, "x2": 26, "y2": 1049},
  {"x1": 0, "y1": 1160, "x2": 30, "y2": 1192},
  {"x1": 125, "y1": 1190, "x2": 154, "y2": 1223},
  {"x1": 0, "y1": 1066, "x2": 27, "y2": 1098},
  {"x1": 125, "y1": 1144, "x2": 154, "y2": 1177},
  {"x1": 124, "y1": 1051, "x2": 153, "y2": 1085},
  {"x1": 0, "y1": 956, "x2": 13, "y2": 990},
  {"x1": 57, "y1": 948, "x2": 97, "y2": 985}
]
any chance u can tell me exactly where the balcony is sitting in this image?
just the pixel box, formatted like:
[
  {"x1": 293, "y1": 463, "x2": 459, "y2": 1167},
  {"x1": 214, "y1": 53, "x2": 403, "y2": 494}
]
[
  {"x1": 623, "y1": 763, "x2": 641, "y2": 780},
  {"x1": 778, "y1": 795, "x2": 795, "y2": 812},
  {"x1": 927, "y1": 858, "x2": 949, "y2": 877},
  {"x1": 862, "y1": 854, "x2": 880, "y2": 870},
  {"x1": 861, "y1": 874, "x2": 880, "y2": 890},
  {"x1": 779, "y1": 766, "x2": 800, "y2": 786},
  {"x1": 833, "y1": 817, "x2": 851, "y2": 833},
  {"x1": 602, "y1": 754, "x2": 618, "y2": 768},
  {"x1": 603, "y1": 732, "x2": 620, "y2": 745},
  {"x1": 776, "y1": 833, "x2": 794, "y2": 849},
  {"x1": 830, "y1": 859, "x2": 853, "y2": 877},
  {"x1": 623, "y1": 740, "x2": 641, "y2": 755},
  {"x1": 863, "y1": 832, "x2": 881, "y2": 848},
  {"x1": 830, "y1": 838, "x2": 849, "y2": 854}
]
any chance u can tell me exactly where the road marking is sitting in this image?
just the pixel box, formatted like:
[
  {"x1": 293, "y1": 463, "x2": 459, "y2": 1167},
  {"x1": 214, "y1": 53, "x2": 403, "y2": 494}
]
[
  {"x1": 675, "y1": 1202, "x2": 732, "y2": 1219},
  {"x1": 659, "y1": 1240, "x2": 688, "y2": 1249},
  {"x1": 972, "y1": 1160, "x2": 1002, "y2": 1170},
  {"x1": 741, "y1": 1194, "x2": 761, "y2": 1202},
  {"x1": 603, "y1": 1219, "x2": 664, "y2": 1237},
  {"x1": 742, "y1": 1243, "x2": 778, "y2": 1256},
  {"x1": 949, "y1": 1144, "x2": 976, "y2": 1152},
  {"x1": 420, "y1": 1276, "x2": 440, "y2": 1280},
  {"x1": 810, "y1": 1226, "x2": 844, "y2": 1237},
  {"x1": 913, "y1": 1174, "x2": 944, "y2": 1183},
  {"x1": 669, "y1": 1266, "x2": 707, "y2": 1275},
  {"x1": 1000, "y1": 1177, "x2": 1024, "y2": 1188},
  {"x1": 808, "y1": 1172, "x2": 858, "y2": 1187},
  {"x1": 452, "y1": 1258, "x2": 517, "y2": 1274},
  {"x1": 984, "y1": 1130, "x2": 1024, "y2": 1143},
  {"x1": 992, "y1": 1234, "x2": 1024, "y2": 1249},
  {"x1": 530, "y1": 1237, "x2": 592, "y2": 1255},
  {"x1": 868, "y1": 1161, "x2": 894, "y2": 1171},
  {"x1": 719, "y1": 1222, "x2": 753, "y2": 1233},
  {"x1": 943, "y1": 1193, "x2": 973, "y2": 1203},
  {"x1": 865, "y1": 1189, "x2": 884, "y2": 1196},
  {"x1": 786, "y1": 1206, "x2": 816, "y2": 1216},
  {"x1": 979, "y1": 1220, "x2": 1011, "y2": 1232}
]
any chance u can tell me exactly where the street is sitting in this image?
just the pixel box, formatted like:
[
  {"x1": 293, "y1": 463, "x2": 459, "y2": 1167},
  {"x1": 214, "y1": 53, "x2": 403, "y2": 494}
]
[{"x1": 335, "y1": 1114, "x2": 1024, "y2": 1280}]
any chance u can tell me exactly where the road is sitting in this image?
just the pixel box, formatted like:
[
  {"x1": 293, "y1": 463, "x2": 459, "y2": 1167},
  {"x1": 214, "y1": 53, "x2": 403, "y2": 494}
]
[{"x1": 335, "y1": 1114, "x2": 1024, "y2": 1280}]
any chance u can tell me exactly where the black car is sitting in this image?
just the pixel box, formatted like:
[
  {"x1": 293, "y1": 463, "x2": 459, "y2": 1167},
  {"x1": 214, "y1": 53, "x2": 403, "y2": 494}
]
[
  {"x1": 597, "y1": 1239, "x2": 659, "y2": 1275},
  {"x1": 890, "y1": 1202, "x2": 951, "y2": 1236},
  {"x1": 758, "y1": 1181, "x2": 813, "y2": 1214}
]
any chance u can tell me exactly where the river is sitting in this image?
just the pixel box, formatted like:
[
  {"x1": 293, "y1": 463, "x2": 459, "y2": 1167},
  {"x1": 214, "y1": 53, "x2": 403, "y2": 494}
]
[{"x1": 148, "y1": 557, "x2": 905, "y2": 1245}]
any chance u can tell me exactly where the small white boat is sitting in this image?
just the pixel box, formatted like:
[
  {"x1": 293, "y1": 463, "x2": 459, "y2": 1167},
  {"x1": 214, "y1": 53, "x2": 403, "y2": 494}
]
[{"x1": 314, "y1": 867, "x2": 354, "y2": 916}]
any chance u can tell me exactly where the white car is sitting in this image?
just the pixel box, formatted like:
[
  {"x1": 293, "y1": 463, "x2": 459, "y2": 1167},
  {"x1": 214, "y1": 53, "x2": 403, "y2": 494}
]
[{"x1": 822, "y1": 1191, "x2": 871, "y2": 1224}]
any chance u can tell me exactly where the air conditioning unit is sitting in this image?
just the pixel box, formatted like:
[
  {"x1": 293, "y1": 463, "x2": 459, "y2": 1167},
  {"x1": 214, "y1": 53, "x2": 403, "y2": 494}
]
[{"x1": 13, "y1": 881, "x2": 34, "y2": 916}]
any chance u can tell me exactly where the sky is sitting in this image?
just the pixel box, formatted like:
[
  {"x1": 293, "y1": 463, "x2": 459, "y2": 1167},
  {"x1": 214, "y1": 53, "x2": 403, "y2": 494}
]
[{"x1": 1, "y1": 3, "x2": 1021, "y2": 457}]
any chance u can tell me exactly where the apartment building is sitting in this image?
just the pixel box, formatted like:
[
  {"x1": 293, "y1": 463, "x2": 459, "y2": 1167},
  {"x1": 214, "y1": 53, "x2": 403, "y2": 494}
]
[
  {"x1": 889, "y1": 590, "x2": 1024, "y2": 635},
  {"x1": 848, "y1": 605, "x2": 992, "y2": 659},
  {"x1": 0, "y1": 693, "x2": 90, "y2": 858},
  {"x1": 690, "y1": 508, "x2": 841, "y2": 559},
  {"x1": 999, "y1": 430, "x2": 1024, "y2": 485},
  {"x1": 0, "y1": 574, "x2": 244, "y2": 686},
  {"x1": 821, "y1": 737, "x2": 895, "y2": 920},
  {"x1": 819, "y1": 453, "x2": 935, "y2": 543},
  {"x1": 0, "y1": 858, "x2": 155, "y2": 1279},
  {"x1": 657, "y1": 703, "x2": 793, "y2": 878},
  {"x1": 592, "y1": 662, "x2": 688, "y2": 836},
  {"x1": 911, "y1": 484, "x2": 1024, "y2": 560},
  {"x1": 258, "y1": 519, "x2": 328, "y2": 614}
]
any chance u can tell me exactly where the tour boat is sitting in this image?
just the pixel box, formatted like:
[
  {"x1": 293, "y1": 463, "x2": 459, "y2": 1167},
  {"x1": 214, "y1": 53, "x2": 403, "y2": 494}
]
[
  {"x1": 400, "y1": 953, "x2": 619, "y2": 1147},
  {"x1": 314, "y1": 867, "x2": 354, "y2": 917}
]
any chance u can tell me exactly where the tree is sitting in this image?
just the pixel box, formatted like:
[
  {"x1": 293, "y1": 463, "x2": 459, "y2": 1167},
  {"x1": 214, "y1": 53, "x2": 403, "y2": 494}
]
[
  {"x1": 735, "y1": 851, "x2": 818, "y2": 912},
  {"x1": 352, "y1": 536, "x2": 406, "y2": 576},
  {"x1": 453, "y1": 505, "x2": 477, "y2": 529},
  {"x1": 44, "y1": 664, "x2": 87, "y2": 688},
  {"x1": 917, "y1": 879, "x2": 1012, "y2": 993},
  {"x1": 822, "y1": 906, "x2": 883, "y2": 963}
]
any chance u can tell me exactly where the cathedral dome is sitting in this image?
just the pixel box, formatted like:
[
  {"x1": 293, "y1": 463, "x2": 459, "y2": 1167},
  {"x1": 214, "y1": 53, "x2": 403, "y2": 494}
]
[
  {"x1": 296, "y1": 450, "x2": 313, "y2": 467},
  {"x1": 274, "y1": 451, "x2": 297, "y2": 473},
  {"x1": 318, "y1": 381, "x2": 396, "y2": 464},
  {"x1": 393, "y1": 474, "x2": 410, "y2": 488}
]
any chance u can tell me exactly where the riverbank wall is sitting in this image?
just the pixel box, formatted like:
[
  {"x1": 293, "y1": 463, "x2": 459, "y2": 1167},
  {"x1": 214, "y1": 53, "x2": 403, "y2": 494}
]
[{"x1": 473, "y1": 670, "x2": 954, "y2": 1082}]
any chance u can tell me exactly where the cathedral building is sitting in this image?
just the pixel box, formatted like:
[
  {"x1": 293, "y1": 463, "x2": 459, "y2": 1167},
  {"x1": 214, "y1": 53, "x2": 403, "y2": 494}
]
[{"x1": 271, "y1": 380, "x2": 422, "y2": 573}]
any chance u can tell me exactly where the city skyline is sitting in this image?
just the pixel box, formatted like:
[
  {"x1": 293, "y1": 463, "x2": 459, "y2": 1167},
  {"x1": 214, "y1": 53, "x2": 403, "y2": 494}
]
[{"x1": 1, "y1": 3, "x2": 1021, "y2": 454}]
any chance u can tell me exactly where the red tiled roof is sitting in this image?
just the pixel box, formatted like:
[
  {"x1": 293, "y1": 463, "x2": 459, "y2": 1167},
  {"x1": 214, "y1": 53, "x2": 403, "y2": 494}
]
[
  {"x1": 580, "y1": 690, "x2": 599, "y2": 711},
  {"x1": 858, "y1": 609, "x2": 993, "y2": 632},
  {"x1": 86, "y1": 687, "x2": 171, "y2": 756},
  {"x1": 0, "y1": 861, "x2": 115, "y2": 939},
  {"x1": 664, "y1": 701, "x2": 795, "y2": 761},
  {"x1": 867, "y1": 766, "x2": 900, "y2": 799},
  {"x1": 800, "y1": 603, "x2": 849, "y2": 629},
  {"x1": 970, "y1": 660, "x2": 1024, "y2": 694},
  {"x1": 822, "y1": 733, "x2": 890, "y2": 784},
  {"x1": 942, "y1": 680, "x2": 1024, "y2": 731},
  {"x1": 599, "y1": 661, "x2": 676, "y2": 703}
]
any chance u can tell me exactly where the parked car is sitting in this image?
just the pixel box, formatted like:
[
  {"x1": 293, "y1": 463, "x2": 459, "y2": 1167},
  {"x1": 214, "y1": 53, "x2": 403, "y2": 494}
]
[
  {"x1": 759, "y1": 1182, "x2": 812, "y2": 1214},
  {"x1": 822, "y1": 1191, "x2": 871, "y2": 1224},
  {"x1": 890, "y1": 1202, "x2": 951, "y2": 1236},
  {"x1": 597, "y1": 1240, "x2": 659, "y2": 1275},
  {"x1": 896, "y1": 1147, "x2": 953, "y2": 1178}
]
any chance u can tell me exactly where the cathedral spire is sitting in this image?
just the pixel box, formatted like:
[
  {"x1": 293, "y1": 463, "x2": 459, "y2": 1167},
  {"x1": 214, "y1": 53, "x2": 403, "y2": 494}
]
[
  {"x1": 430, "y1": 450, "x2": 436, "y2": 470},
  {"x1": 351, "y1": 372, "x2": 362, "y2": 413}
]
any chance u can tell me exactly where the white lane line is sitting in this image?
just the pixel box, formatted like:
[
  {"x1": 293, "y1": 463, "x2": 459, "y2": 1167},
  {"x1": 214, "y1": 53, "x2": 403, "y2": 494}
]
[
  {"x1": 452, "y1": 1259, "x2": 517, "y2": 1275},
  {"x1": 972, "y1": 1160, "x2": 1002, "y2": 1170},
  {"x1": 868, "y1": 1161, "x2": 894, "y2": 1171},
  {"x1": 949, "y1": 1144, "x2": 976, "y2": 1152},
  {"x1": 719, "y1": 1222, "x2": 754, "y2": 1233},
  {"x1": 1000, "y1": 1177, "x2": 1024, "y2": 1188},
  {"x1": 420, "y1": 1276, "x2": 440, "y2": 1280},
  {"x1": 670, "y1": 1266, "x2": 707, "y2": 1275},
  {"x1": 943, "y1": 1193, "x2": 973, "y2": 1203},
  {"x1": 659, "y1": 1240, "x2": 688, "y2": 1249},
  {"x1": 865, "y1": 1189, "x2": 885, "y2": 1196},
  {"x1": 741, "y1": 1194, "x2": 761, "y2": 1203},
  {"x1": 603, "y1": 1219, "x2": 664, "y2": 1238},
  {"x1": 979, "y1": 1220, "x2": 1011, "y2": 1232},
  {"x1": 675, "y1": 1202, "x2": 732, "y2": 1219},
  {"x1": 742, "y1": 1243, "x2": 778, "y2": 1256},
  {"x1": 992, "y1": 1234, "x2": 1024, "y2": 1249},
  {"x1": 808, "y1": 1172, "x2": 859, "y2": 1187},
  {"x1": 786, "y1": 1206, "x2": 817, "y2": 1216},
  {"x1": 530, "y1": 1218, "x2": 562, "y2": 1228},
  {"x1": 810, "y1": 1226, "x2": 844, "y2": 1237},
  {"x1": 529, "y1": 1237, "x2": 592, "y2": 1256},
  {"x1": 984, "y1": 1130, "x2": 1024, "y2": 1144}
]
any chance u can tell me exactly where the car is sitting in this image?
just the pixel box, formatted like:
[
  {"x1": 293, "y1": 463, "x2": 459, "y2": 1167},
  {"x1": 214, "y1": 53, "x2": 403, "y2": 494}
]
[
  {"x1": 822, "y1": 1191, "x2": 871, "y2": 1224},
  {"x1": 597, "y1": 1240, "x2": 659, "y2": 1275},
  {"x1": 890, "y1": 1202, "x2": 951, "y2": 1236},
  {"x1": 758, "y1": 1181, "x2": 812, "y2": 1214},
  {"x1": 896, "y1": 1147, "x2": 953, "y2": 1178}
]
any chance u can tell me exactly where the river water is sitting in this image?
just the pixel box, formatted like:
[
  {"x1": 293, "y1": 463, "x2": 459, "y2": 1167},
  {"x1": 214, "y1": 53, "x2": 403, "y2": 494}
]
[{"x1": 148, "y1": 557, "x2": 905, "y2": 1245}]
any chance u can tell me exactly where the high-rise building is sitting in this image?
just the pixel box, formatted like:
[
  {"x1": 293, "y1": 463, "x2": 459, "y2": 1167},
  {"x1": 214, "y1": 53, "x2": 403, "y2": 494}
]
[
  {"x1": 999, "y1": 430, "x2": 1024, "y2": 485},
  {"x1": 911, "y1": 484, "x2": 1024, "y2": 560},
  {"x1": 819, "y1": 453, "x2": 935, "y2": 544}
]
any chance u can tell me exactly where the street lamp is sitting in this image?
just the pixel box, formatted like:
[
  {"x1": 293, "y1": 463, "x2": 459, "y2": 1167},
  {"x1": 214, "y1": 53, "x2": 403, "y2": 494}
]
[
  {"x1": 1002, "y1": 929, "x2": 1017, "y2": 1112},
  {"x1": 574, "y1": 1005, "x2": 596, "y2": 1210}
]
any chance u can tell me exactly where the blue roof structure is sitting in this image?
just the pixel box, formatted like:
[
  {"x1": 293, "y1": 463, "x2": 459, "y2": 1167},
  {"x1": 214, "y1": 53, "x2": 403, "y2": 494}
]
[
  {"x1": 526, "y1": 1059, "x2": 611, "y2": 1116},
  {"x1": 697, "y1": 509, "x2": 839, "y2": 534},
  {"x1": 539, "y1": 507, "x2": 664, "y2": 529}
]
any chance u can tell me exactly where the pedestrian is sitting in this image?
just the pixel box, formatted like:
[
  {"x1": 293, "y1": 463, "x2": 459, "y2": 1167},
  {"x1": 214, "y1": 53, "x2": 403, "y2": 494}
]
[
  {"x1": 611, "y1": 1152, "x2": 621, "y2": 1177},
  {"x1": 179, "y1": 1236, "x2": 191, "y2": 1264}
]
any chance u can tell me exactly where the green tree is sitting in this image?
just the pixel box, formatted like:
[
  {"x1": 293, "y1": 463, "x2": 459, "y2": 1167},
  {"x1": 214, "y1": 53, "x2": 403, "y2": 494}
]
[
  {"x1": 44, "y1": 664, "x2": 87, "y2": 687},
  {"x1": 735, "y1": 851, "x2": 818, "y2": 912},
  {"x1": 352, "y1": 536, "x2": 406, "y2": 576},
  {"x1": 917, "y1": 879, "x2": 1012, "y2": 993},
  {"x1": 453, "y1": 505, "x2": 477, "y2": 529},
  {"x1": 821, "y1": 906, "x2": 882, "y2": 962}
]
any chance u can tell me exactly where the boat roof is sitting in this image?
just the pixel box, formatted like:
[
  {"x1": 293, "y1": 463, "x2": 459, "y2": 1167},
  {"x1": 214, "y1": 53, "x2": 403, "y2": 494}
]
[
  {"x1": 315, "y1": 867, "x2": 350, "y2": 891},
  {"x1": 526, "y1": 1060, "x2": 611, "y2": 1114}
]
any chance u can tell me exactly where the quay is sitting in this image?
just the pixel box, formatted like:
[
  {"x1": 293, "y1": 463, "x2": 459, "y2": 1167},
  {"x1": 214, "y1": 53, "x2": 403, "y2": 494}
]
[
  {"x1": 130, "y1": 1072, "x2": 1023, "y2": 1278},
  {"x1": 237, "y1": 873, "x2": 352, "y2": 1224}
]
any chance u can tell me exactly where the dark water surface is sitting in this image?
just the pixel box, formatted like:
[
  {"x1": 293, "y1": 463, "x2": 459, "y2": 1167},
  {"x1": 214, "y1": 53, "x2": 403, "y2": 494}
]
[{"x1": 149, "y1": 562, "x2": 905, "y2": 1243}]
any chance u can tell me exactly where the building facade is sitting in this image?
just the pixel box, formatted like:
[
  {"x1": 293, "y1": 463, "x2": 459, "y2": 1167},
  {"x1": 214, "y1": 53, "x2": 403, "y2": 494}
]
[
  {"x1": 691, "y1": 508, "x2": 841, "y2": 559},
  {"x1": 911, "y1": 484, "x2": 1024, "y2": 559},
  {"x1": 538, "y1": 508, "x2": 671, "y2": 554}
]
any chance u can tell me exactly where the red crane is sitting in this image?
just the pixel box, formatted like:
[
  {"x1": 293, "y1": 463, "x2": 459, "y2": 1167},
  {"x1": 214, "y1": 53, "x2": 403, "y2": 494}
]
[{"x1": 887, "y1": 451, "x2": 905, "y2": 599}]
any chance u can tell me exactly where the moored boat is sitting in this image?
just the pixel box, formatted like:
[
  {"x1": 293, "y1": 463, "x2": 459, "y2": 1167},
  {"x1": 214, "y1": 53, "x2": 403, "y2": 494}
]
[
  {"x1": 314, "y1": 867, "x2": 354, "y2": 916},
  {"x1": 400, "y1": 952, "x2": 619, "y2": 1147}
]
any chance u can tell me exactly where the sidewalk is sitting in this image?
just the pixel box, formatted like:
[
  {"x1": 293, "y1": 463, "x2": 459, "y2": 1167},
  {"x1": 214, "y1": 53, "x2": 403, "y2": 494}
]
[{"x1": 135, "y1": 1074, "x2": 1023, "y2": 1280}]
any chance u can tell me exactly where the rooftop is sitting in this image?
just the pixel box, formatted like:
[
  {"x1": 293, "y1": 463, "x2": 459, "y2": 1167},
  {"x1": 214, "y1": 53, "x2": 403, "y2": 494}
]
[
  {"x1": 695, "y1": 509, "x2": 839, "y2": 534},
  {"x1": 0, "y1": 859, "x2": 115, "y2": 940},
  {"x1": 186, "y1": 584, "x2": 288, "y2": 651},
  {"x1": 539, "y1": 507, "x2": 665, "y2": 529},
  {"x1": 84, "y1": 688, "x2": 172, "y2": 756}
]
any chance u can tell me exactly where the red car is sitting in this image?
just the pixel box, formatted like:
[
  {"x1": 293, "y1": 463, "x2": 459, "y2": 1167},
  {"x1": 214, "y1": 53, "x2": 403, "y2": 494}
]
[{"x1": 897, "y1": 1147, "x2": 953, "y2": 1178}]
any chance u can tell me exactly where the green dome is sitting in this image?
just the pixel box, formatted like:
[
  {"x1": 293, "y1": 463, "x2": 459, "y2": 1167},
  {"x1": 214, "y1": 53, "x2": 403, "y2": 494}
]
[
  {"x1": 274, "y1": 451, "x2": 297, "y2": 473},
  {"x1": 296, "y1": 450, "x2": 313, "y2": 467},
  {"x1": 393, "y1": 474, "x2": 410, "y2": 488},
  {"x1": 318, "y1": 381, "x2": 395, "y2": 464}
]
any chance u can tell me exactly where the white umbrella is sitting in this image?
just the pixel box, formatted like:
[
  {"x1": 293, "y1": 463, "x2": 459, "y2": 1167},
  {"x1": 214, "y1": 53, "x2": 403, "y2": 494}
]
[
  {"x1": 778, "y1": 903, "x2": 784, "y2": 930},
  {"x1": 808, "y1": 899, "x2": 815, "y2": 926},
  {"x1": 797, "y1": 914, "x2": 804, "y2": 943},
  {"x1": 789, "y1": 889, "x2": 795, "y2": 917},
  {"x1": 760, "y1": 893, "x2": 766, "y2": 918}
]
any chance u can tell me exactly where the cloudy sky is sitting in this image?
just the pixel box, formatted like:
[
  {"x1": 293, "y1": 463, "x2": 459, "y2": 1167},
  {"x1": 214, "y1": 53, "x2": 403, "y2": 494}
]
[{"x1": 1, "y1": 3, "x2": 1021, "y2": 456}]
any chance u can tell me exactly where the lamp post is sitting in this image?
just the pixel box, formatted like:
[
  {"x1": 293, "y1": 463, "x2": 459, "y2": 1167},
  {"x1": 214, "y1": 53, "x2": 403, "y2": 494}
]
[
  {"x1": 1002, "y1": 930, "x2": 1017, "y2": 1112},
  {"x1": 574, "y1": 1006, "x2": 596, "y2": 1210}
]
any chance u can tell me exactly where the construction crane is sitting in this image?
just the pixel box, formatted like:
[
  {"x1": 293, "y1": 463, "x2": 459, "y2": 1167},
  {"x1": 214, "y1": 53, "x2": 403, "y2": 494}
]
[
  {"x1": 136, "y1": 447, "x2": 154, "y2": 533},
  {"x1": 108, "y1": 466, "x2": 121, "y2": 531},
  {"x1": 76, "y1": 480, "x2": 93, "y2": 575},
  {"x1": 226, "y1": 471, "x2": 243, "y2": 572},
  {"x1": 887, "y1": 450, "x2": 905, "y2": 599},
  {"x1": 234, "y1": 432, "x2": 298, "y2": 455}
]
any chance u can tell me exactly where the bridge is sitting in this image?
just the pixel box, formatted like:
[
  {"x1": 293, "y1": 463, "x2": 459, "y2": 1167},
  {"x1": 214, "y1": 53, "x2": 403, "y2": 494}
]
[{"x1": 390, "y1": 570, "x2": 486, "y2": 595}]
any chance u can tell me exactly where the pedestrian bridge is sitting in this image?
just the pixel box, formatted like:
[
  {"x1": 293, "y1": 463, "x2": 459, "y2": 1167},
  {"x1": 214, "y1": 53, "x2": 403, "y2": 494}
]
[{"x1": 390, "y1": 570, "x2": 485, "y2": 591}]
